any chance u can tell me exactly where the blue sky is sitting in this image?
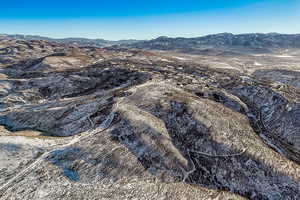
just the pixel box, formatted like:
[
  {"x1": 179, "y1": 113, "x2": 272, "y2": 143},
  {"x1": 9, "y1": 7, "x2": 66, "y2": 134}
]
[{"x1": 0, "y1": 0, "x2": 299, "y2": 40}]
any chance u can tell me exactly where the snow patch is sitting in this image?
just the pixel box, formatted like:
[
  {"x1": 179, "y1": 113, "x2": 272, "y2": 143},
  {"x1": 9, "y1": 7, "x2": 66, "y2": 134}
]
[
  {"x1": 254, "y1": 62, "x2": 263, "y2": 66},
  {"x1": 274, "y1": 55, "x2": 294, "y2": 58},
  {"x1": 173, "y1": 56, "x2": 188, "y2": 60},
  {"x1": 161, "y1": 58, "x2": 172, "y2": 62}
]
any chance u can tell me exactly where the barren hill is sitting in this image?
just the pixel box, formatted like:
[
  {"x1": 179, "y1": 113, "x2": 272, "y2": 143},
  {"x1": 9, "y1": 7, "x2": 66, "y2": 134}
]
[{"x1": 0, "y1": 36, "x2": 299, "y2": 199}]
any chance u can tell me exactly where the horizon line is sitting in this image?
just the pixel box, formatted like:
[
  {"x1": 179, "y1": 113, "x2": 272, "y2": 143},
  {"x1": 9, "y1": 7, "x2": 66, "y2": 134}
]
[{"x1": 1, "y1": 32, "x2": 300, "y2": 41}]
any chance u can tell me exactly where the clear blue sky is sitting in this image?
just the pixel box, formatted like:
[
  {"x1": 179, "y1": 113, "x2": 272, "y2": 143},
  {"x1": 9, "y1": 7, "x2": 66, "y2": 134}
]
[{"x1": 0, "y1": 0, "x2": 299, "y2": 40}]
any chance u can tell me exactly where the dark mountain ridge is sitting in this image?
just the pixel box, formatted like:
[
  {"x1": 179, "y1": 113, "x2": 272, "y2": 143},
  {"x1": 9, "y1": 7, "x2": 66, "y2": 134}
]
[
  {"x1": 0, "y1": 34, "x2": 141, "y2": 47},
  {"x1": 125, "y1": 33, "x2": 300, "y2": 54},
  {"x1": 2, "y1": 33, "x2": 300, "y2": 52}
]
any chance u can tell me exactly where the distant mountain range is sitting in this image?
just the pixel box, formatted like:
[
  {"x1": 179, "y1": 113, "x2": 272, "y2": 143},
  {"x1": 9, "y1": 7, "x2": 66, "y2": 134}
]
[
  {"x1": 0, "y1": 34, "x2": 142, "y2": 47},
  {"x1": 1, "y1": 33, "x2": 300, "y2": 54},
  {"x1": 125, "y1": 33, "x2": 300, "y2": 54}
]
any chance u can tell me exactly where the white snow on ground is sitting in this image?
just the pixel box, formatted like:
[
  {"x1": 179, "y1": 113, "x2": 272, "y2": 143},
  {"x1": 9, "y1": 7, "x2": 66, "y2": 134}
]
[
  {"x1": 161, "y1": 58, "x2": 172, "y2": 62},
  {"x1": 92, "y1": 59, "x2": 103, "y2": 64},
  {"x1": 274, "y1": 55, "x2": 294, "y2": 58},
  {"x1": 208, "y1": 62, "x2": 238, "y2": 70},
  {"x1": 252, "y1": 54, "x2": 267, "y2": 57},
  {"x1": 254, "y1": 62, "x2": 263, "y2": 66},
  {"x1": 172, "y1": 56, "x2": 188, "y2": 60},
  {"x1": 0, "y1": 136, "x2": 58, "y2": 147}
]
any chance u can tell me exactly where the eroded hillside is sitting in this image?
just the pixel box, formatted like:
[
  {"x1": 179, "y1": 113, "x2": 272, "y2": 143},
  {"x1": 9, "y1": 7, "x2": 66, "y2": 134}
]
[{"x1": 0, "y1": 38, "x2": 299, "y2": 199}]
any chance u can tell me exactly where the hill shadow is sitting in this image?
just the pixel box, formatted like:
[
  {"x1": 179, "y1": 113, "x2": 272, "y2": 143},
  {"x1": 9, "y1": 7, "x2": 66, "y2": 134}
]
[
  {"x1": 44, "y1": 99, "x2": 300, "y2": 199},
  {"x1": 106, "y1": 101, "x2": 300, "y2": 200}
]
